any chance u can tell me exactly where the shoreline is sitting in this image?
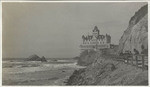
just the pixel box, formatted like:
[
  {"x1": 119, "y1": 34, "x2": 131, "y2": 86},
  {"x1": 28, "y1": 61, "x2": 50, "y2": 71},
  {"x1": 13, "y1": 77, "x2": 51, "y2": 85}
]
[{"x1": 2, "y1": 59, "x2": 84, "y2": 85}]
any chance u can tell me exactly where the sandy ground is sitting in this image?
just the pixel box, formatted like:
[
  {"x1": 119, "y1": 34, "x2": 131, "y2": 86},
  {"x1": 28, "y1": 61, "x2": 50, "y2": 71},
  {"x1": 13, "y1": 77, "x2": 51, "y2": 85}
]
[{"x1": 2, "y1": 60, "x2": 85, "y2": 86}]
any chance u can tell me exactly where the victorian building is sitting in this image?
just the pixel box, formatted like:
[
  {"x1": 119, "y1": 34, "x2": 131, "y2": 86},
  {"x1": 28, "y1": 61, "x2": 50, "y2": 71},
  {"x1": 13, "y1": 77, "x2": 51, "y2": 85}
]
[{"x1": 80, "y1": 26, "x2": 111, "y2": 50}]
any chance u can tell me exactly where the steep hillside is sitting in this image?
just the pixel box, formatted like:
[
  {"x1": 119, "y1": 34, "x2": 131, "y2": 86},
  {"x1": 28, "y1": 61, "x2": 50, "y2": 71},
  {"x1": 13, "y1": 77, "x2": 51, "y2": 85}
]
[
  {"x1": 119, "y1": 5, "x2": 148, "y2": 54},
  {"x1": 67, "y1": 53, "x2": 148, "y2": 85}
]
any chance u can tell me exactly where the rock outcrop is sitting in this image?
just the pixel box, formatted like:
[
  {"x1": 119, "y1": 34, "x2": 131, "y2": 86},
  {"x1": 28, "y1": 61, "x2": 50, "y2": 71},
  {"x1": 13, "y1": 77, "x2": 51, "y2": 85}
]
[
  {"x1": 41, "y1": 56, "x2": 47, "y2": 62},
  {"x1": 27, "y1": 54, "x2": 47, "y2": 62},
  {"x1": 77, "y1": 46, "x2": 118, "y2": 66},
  {"x1": 27, "y1": 54, "x2": 40, "y2": 61},
  {"x1": 77, "y1": 50, "x2": 99, "y2": 66},
  {"x1": 67, "y1": 52, "x2": 148, "y2": 85},
  {"x1": 119, "y1": 4, "x2": 148, "y2": 54}
]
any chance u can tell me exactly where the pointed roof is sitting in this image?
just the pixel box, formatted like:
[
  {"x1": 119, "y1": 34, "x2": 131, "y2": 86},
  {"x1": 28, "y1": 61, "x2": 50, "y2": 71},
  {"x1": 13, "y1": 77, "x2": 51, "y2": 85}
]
[{"x1": 93, "y1": 26, "x2": 99, "y2": 32}]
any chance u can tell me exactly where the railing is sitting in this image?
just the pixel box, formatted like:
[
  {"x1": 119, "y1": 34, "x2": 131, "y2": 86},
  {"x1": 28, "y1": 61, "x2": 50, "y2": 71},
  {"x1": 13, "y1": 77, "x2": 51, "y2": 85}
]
[{"x1": 123, "y1": 54, "x2": 148, "y2": 70}]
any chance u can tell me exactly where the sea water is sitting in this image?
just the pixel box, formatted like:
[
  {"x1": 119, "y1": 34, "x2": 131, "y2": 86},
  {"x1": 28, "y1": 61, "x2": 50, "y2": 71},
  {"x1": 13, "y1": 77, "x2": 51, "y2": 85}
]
[{"x1": 2, "y1": 58, "x2": 84, "y2": 85}]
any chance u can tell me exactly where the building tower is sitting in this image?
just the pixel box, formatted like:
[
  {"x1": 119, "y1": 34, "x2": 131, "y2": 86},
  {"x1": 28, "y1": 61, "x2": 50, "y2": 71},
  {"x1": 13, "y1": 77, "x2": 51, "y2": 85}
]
[{"x1": 92, "y1": 26, "x2": 99, "y2": 37}]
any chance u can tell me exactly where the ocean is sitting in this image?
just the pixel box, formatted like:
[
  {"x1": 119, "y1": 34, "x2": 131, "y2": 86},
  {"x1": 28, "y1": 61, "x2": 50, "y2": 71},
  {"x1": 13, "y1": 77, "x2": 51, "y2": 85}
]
[{"x1": 2, "y1": 58, "x2": 84, "y2": 85}]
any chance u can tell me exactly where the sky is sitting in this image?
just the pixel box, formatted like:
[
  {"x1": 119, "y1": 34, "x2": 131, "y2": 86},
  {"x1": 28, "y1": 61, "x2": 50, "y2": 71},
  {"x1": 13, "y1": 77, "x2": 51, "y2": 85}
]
[{"x1": 2, "y1": 2, "x2": 147, "y2": 58}]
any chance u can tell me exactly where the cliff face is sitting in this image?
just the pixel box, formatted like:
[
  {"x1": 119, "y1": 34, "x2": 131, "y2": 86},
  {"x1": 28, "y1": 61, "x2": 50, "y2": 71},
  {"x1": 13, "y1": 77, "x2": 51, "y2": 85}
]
[
  {"x1": 67, "y1": 53, "x2": 148, "y2": 85},
  {"x1": 77, "y1": 47, "x2": 118, "y2": 66},
  {"x1": 77, "y1": 50, "x2": 97, "y2": 66},
  {"x1": 119, "y1": 5, "x2": 148, "y2": 54}
]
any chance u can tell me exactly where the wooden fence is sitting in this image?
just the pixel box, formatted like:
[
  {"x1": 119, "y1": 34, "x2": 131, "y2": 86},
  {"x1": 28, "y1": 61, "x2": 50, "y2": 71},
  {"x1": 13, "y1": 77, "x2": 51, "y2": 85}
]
[{"x1": 123, "y1": 54, "x2": 148, "y2": 70}]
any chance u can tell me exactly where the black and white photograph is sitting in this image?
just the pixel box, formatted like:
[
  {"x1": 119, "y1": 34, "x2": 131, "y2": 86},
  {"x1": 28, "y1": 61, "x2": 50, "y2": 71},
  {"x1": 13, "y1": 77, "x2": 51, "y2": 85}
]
[{"x1": 2, "y1": 1, "x2": 148, "y2": 86}]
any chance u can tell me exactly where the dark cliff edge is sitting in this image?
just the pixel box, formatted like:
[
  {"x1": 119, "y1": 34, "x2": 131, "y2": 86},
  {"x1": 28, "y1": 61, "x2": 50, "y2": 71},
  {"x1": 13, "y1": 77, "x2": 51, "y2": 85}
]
[{"x1": 67, "y1": 4, "x2": 148, "y2": 85}]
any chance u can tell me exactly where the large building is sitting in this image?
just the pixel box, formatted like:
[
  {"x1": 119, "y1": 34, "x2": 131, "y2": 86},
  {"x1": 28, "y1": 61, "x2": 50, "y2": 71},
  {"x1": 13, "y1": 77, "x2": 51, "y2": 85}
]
[{"x1": 80, "y1": 26, "x2": 111, "y2": 50}]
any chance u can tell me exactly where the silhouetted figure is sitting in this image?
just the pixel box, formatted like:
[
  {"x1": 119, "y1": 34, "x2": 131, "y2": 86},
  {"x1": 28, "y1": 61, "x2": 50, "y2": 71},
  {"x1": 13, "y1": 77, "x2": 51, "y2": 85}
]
[{"x1": 134, "y1": 49, "x2": 139, "y2": 55}]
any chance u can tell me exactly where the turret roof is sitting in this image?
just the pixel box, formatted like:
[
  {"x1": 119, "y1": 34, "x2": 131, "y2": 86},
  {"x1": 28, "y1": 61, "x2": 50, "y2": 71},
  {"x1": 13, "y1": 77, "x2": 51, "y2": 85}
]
[{"x1": 93, "y1": 26, "x2": 99, "y2": 32}]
